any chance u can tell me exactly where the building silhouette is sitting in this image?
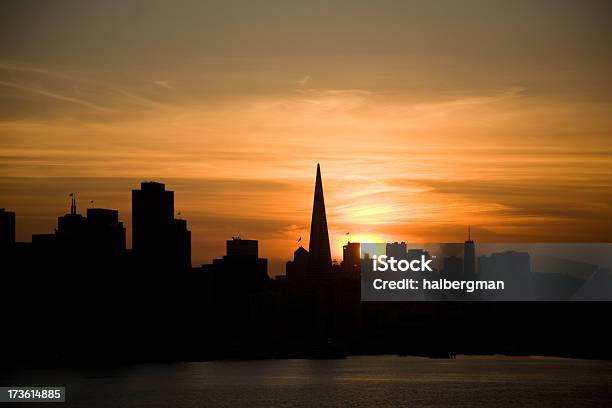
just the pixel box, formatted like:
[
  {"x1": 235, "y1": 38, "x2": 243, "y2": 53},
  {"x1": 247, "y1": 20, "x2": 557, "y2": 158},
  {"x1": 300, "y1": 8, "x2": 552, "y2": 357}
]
[
  {"x1": 463, "y1": 226, "x2": 476, "y2": 278},
  {"x1": 442, "y1": 255, "x2": 463, "y2": 280},
  {"x1": 132, "y1": 181, "x2": 191, "y2": 270},
  {"x1": 208, "y1": 237, "x2": 269, "y2": 290},
  {"x1": 132, "y1": 181, "x2": 174, "y2": 256},
  {"x1": 0, "y1": 208, "x2": 15, "y2": 249},
  {"x1": 286, "y1": 246, "x2": 309, "y2": 280},
  {"x1": 86, "y1": 208, "x2": 126, "y2": 258},
  {"x1": 342, "y1": 241, "x2": 361, "y2": 274},
  {"x1": 307, "y1": 164, "x2": 332, "y2": 275},
  {"x1": 478, "y1": 251, "x2": 531, "y2": 278},
  {"x1": 56, "y1": 193, "x2": 86, "y2": 244},
  {"x1": 27, "y1": 195, "x2": 127, "y2": 264},
  {"x1": 478, "y1": 251, "x2": 533, "y2": 300},
  {"x1": 386, "y1": 242, "x2": 408, "y2": 259},
  {"x1": 227, "y1": 237, "x2": 259, "y2": 258}
]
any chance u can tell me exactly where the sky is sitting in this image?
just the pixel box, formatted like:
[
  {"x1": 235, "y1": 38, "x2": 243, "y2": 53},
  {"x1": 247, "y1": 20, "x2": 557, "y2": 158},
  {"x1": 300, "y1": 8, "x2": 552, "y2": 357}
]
[{"x1": 1, "y1": 0, "x2": 611, "y2": 274}]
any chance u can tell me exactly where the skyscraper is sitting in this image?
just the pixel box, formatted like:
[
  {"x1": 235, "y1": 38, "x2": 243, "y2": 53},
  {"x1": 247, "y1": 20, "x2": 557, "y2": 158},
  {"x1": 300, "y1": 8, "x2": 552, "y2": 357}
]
[
  {"x1": 33, "y1": 197, "x2": 127, "y2": 270},
  {"x1": 286, "y1": 246, "x2": 308, "y2": 280},
  {"x1": 209, "y1": 237, "x2": 269, "y2": 291},
  {"x1": 386, "y1": 242, "x2": 408, "y2": 259},
  {"x1": 56, "y1": 194, "x2": 86, "y2": 245},
  {"x1": 0, "y1": 208, "x2": 15, "y2": 249},
  {"x1": 343, "y1": 241, "x2": 361, "y2": 274},
  {"x1": 227, "y1": 237, "x2": 258, "y2": 258},
  {"x1": 463, "y1": 226, "x2": 476, "y2": 278},
  {"x1": 132, "y1": 182, "x2": 174, "y2": 256},
  {"x1": 132, "y1": 181, "x2": 191, "y2": 270},
  {"x1": 86, "y1": 208, "x2": 126, "y2": 256},
  {"x1": 307, "y1": 164, "x2": 332, "y2": 275}
]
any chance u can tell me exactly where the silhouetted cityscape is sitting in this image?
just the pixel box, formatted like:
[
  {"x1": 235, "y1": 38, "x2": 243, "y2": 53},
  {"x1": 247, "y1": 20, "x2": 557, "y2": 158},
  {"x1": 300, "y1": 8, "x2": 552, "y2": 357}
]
[{"x1": 2, "y1": 165, "x2": 612, "y2": 366}]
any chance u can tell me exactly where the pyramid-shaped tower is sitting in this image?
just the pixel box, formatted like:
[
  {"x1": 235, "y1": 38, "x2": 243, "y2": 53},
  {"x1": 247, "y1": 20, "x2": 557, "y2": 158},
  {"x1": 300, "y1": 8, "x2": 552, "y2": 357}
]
[{"x1": 307, "y1": 163, "x2": 332, "y2": 274}]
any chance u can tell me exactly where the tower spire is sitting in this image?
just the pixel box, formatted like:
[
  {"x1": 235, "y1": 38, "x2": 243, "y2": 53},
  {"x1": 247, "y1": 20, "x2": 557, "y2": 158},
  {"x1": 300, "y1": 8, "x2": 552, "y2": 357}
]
[
  {"x1": 464, "y1": 224, "x2": 476, "y2": 277},
  {"x1": 307, "y1": 163, "x2": 332, "y2": 274},
  {"x1": 69, "y1": 193, "x2": 76, "y2": 215}
]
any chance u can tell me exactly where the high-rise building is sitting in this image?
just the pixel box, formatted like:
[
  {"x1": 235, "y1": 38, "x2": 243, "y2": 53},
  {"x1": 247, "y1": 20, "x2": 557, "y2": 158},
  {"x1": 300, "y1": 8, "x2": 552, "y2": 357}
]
[
  {"x1": 463, "y1": 226, "x2": 476, "y2": 278},
  {"x1": 407, "y1": 248, "x2": 431, "y2": 262},
  {"x1": 307, "y1": 164, "x2": 332, "y2": 275},
  {"x1": 227, "y1": 237, "x2": 258, "y2": 258},
  {"x1": 132, "y1": 182, "x2": 174, "y2": 255},
  {"x1": 211, "y1": 237, "x2": 268, "y2": 290},
  {"x1": 342, "y1": 241, "x2": 361, "y2": 274},
  {"x1": 286, "y1": 246, "x2": 308, "y2": 280},
  {"x1": 443, "y1": 255, "x2": 463, "y2": 280},
  {"x1": 132, "y1": 182, "x2": 191, "y2": 269},
  {"x1": 171, "y1": 218, "x2": 191, "y2": 271},
  {"x1": 386, "y1": 242, "x2": 408, "y2": 259},
  {"x1": 86, "y1": 208, "x2": 126, "y2": 256},
  {"x1": 56, "y1": 194, "x2": 87, "y2": 245},
  {"x1": 27, "y1": 197, "x2": 127, "y2": 272},
  {"x1": 478, "y1": 251, "x2": 533, "y2": 300},
  {"x1": 478, "y1": 251, "x2": 531, "y2": 279},
  {"x1": 0, "y1": 208, "x2": 16, "y2": 249}
]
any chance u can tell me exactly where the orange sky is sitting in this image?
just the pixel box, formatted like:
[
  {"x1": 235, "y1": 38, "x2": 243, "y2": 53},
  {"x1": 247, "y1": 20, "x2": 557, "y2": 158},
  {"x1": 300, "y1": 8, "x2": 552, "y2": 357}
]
[{"x1": 1, "y1": 1, "x2": 611, "y2": 274}]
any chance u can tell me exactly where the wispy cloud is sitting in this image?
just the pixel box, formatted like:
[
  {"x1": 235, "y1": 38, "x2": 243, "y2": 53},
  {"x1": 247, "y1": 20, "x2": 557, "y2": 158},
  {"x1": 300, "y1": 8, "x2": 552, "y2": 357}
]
[
  {"x1": 0, "y1": 60, "x2": 174, "y2": 120},
  {"x1": 154, "y1": 80, "x2": 174, "y2": 90},
  {"x1": 0, "y1": 80, "x2": 110, "y2": 112},
  {"x1": 296, "y1": 75, "x2": 309, "y2": 86}
]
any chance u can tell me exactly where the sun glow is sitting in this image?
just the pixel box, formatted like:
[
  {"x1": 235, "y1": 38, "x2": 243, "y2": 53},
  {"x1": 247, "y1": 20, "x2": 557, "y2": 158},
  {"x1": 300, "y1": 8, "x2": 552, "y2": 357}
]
[{"x1": 331, "y1": 232, "x2": 390, "y2": 262}]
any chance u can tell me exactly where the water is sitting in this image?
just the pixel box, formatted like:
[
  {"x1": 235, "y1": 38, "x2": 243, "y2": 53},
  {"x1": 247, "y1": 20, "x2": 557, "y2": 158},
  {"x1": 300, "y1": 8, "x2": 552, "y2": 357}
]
[{"x1": 4, "y1": 356, "x2": 612, "y2": 407}]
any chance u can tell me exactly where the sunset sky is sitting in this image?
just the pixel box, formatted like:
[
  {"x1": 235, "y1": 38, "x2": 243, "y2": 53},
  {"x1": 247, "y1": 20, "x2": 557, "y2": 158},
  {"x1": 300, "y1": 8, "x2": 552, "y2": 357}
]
[{"x1": 1, "y1": 1, "x2": 611, "y2": 274}]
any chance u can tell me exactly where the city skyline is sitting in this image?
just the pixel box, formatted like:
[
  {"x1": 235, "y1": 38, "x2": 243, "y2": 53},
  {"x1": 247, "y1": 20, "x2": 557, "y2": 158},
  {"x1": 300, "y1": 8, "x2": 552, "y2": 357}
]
[
  {"x1": 4, "y1": 162, "x2": 612, "y2": 279},
  {"x1": 6, "y1": 164, "x2": 612, "y2": 369},
  {"x1": 2, "y1": 1, "x2": 612, "y2": 274},
  {"x1": 2, "y1": 164, "x2": 397, "y2": 275},
  {"x1": 2, "y1": 159, "x2": 612, "y2": 276}
]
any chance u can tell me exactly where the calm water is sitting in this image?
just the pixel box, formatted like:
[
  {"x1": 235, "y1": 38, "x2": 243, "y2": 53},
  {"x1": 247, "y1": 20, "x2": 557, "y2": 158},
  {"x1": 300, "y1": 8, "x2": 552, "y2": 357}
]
[{"x1": 4, "y1": 356, "x2": 612, "y2": 407}]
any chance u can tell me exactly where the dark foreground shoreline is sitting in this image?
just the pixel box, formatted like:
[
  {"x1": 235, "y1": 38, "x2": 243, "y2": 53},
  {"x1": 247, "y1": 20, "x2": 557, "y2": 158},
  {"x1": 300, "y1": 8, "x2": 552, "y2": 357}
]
[{"x1": 4, "y1": 351, "x2": 612, "y2": 371}]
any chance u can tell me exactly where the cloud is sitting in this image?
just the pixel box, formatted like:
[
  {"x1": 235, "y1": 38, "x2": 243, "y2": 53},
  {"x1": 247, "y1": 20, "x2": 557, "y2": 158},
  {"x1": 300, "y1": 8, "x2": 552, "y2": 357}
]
[
  {"x1": 153, "y1": 80, "x2": 174, "y2": 90},
  {"x1": 0, "y1": 80, "x2": 109, "y2": 112},
  {"x1": 296, "y1": 75, "x2": 309, "y2": 86},
  {"x1": 0, "y1": 61, "x2": 178, "y2": 121}
]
